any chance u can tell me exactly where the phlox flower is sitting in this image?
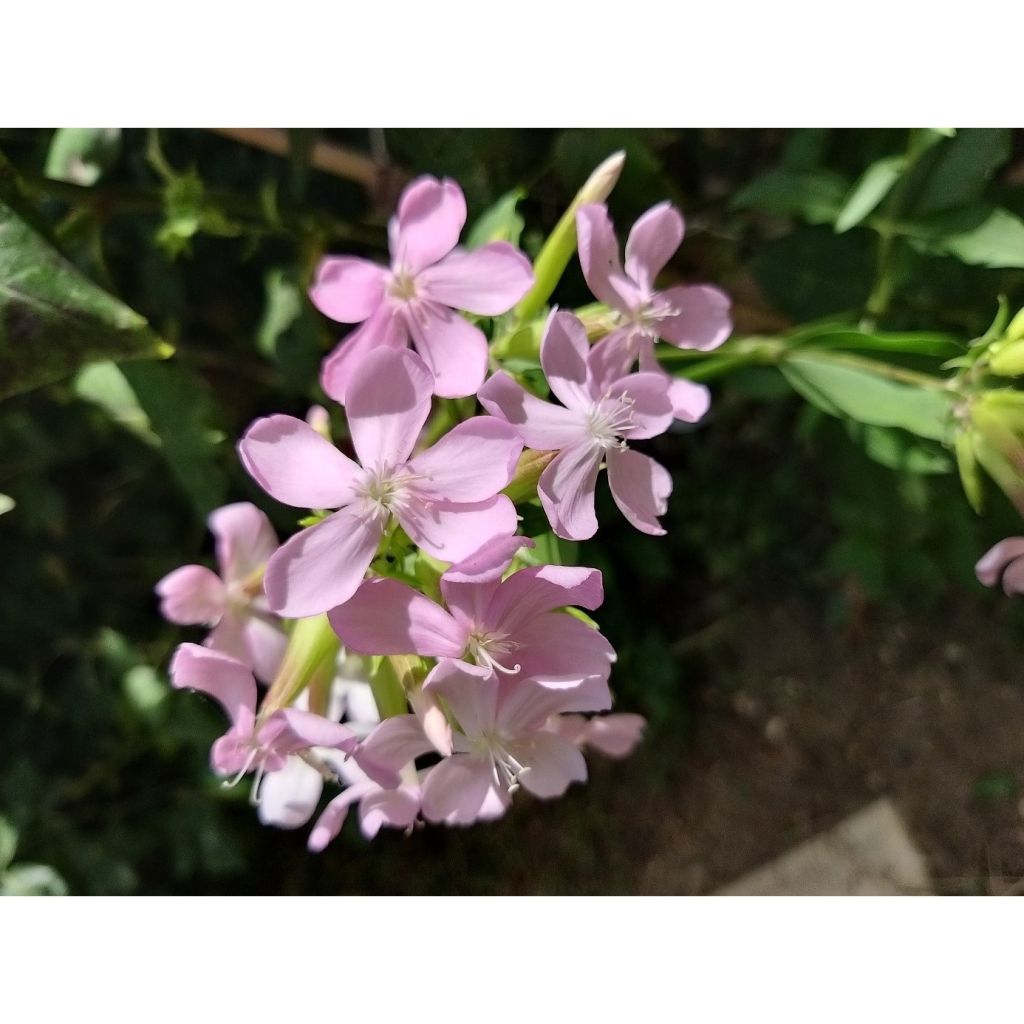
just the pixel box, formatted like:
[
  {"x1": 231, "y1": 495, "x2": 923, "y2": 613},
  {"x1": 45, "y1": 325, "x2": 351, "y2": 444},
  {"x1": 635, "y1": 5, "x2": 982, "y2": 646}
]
[
  {"x1": 576, "y1": 201, "x2": 732, "y2": 423},
  {"x1": 479, "y1": 310, "x2": 675, "y2": 541},
  {"x1": 239, "y1": 347, "x2": 522, "y2": 617},
  {"x1": 976, "y1": 537, "x2": 1024, "y2": 595},
  {"x1": 328, "y1": 556, "x2": 615, "y2": 694},
  {"x1": 169, "y1": 644, "x2": 395, "y2": 795},
  {"x1": 311, "y1": 175, "x2": 534, "y2": 403},
  {"x1": 155, "y1": 502, "x2": 286, "y2": 683}
]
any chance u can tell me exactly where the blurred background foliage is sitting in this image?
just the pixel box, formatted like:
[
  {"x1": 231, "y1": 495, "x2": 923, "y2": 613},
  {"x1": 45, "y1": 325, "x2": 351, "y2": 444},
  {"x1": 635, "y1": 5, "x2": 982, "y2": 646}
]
[{"x1": 1, "y1": 128, "x2": 1023, "y2": 894}]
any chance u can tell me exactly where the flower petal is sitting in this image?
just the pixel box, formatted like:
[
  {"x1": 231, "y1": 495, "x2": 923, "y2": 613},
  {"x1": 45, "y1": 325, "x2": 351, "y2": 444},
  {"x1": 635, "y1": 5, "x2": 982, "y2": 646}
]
[
  {"x1": 309, "y1": 256, "x2": 386, "y2": 323},
  {"x1": 486, "y1": 564, "x2": 605, "y2": 636},
  {"x1": 361, "y1": 714, "x2": 437, "y2": 770},
  {"x1": 656, "y1": 284, "x2": 732, "y2": 351},
  {"x1": 624, "y1": 202, "x2": 684, "y2": 292},
  {"x1": 420, "y1": 756, "x2": 505, "y2": 825},
  {"x1": 344, "y1": 346, "x2": 434, "y2": 468},
  {"x1": 637, "y1": 343, "x2": 711, "y2": 423},
  {"x1": 239, "y1": 415, "x2": 361, "y2": 510},
  {"x1": 443, "y1": 535, "x2": 535, "y2": 585},
  {"x1": 587, "y1": 329, "x2": 642, "y2": 394},
  {"x1": 976, "y1": 537, "x2": 1024, "y2": 592},
  {"x1": 400, "y1": 494, "x2": 518, "y2": 564},
  {"x1": 320, "y1": 304, "x2": 409, "y2": 406},
  {"x1": 478, "y1": 371, "x2": 586, "y2": 451},
  {"x1": 417, "y1": 242, "x2": 533, "y2": 315},
  {"x1": 424, "y1": 660, "x2": 499, "y2": 738},
  {"x1": 393, "y1": 177, "x2": 467, "y2": 274},
  {"x1": 607, "y1": 372, "x2": 673, "y2": 440},
  {"x1": 514, "y1": 613, "x2": 616, "y2": 692},
  {"x1": 263, "y1": 509, "x2": 382, "y2": 617},
  {"x1": 606, "y1": 447, "x2": 672, "y2": 536},
  {"x1": 267, "y1": 707, "x2": 360, "y2": 756},
  {"x1": 537, "y1": 441, "x2": 603, "y2": 541},
  {"x1": 540, "y1": 310, "x2": 592, "y2": 411},
  {"x1": 209, "y1": 502, "x2": 278, "y2": 585},
  {"x1": 328, "y1": 577, "x2": 465, "y2": 658},
  {"x1": 308, "y1": 787, "x2": 367, "y2": 852},
  {"x1": 408, "y1": 416, "x2": 522, "y2": 502},
  {"x1": 257, "y1": 756, "x2": 325, "y2": 829},
  {"x1": 205, "y1": 609, "x2": 286, "y2": 685},
  {"x1": 170, "y1": 643, "x2": 257, "y2": 731},
  {"x1": 511, "y1": 732, "x2": 587, "y2": 799},
  {"x1": 404, "y1": 300, "x2": 488, "y2": 399},
  {"x1": 155, "y1": 565, "x2": 225, "y2": 625},
  {"x1": 583, "y1": 713, "x2": 647, "y2": 759},
  {"x1": 576, "y1": 203, "x2": 628, "y2": 311},
  {"x1": 359, "y1": 787, "x2": 420, "y2": 839}
]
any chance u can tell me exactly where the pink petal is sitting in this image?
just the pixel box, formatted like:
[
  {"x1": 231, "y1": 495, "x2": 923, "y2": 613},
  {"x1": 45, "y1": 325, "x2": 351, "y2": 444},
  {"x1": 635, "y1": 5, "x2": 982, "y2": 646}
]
[
  {"x1": 656, "y1": 284, "x2": 733, "y2": 351},
  {"x1": 576, "y1": 204, "x2": 628, "y2": 311},
  {"x1": 320, "y1": 304, "x2": 409, "y2": 406},
  {"x1": 537, "y1": 441, "x2": 603, "y2": 541},
  {"x1": 393, "y1": 177, "x2": 467, "y2": 274},
  {"x1": 327, "y1": 577, "x2": 465, "y2": 658},
  {"x1": 239, "y1": 415, "x2": 361, "y2": 510},
  {"x1": 540, "y1": 310, "x2": 592, "y2": 412},
  {"x1": 209, "y1": 502, "x2": 278, "y2": 585},
  {"x1": 308, "y1": 787, "x2": 367, "y2": 852},
  {"x1": 477, "y1": 371, "x2": 586, "y2": 451},
  {"x1": 424, "y1": 660, "x2": 499, "y2": 737},
  {"x1": 359, "y1": 787, "x2": 420, "y2": 839},
  {"x1": 584, "y1": 714, "x2": 646, "y2": 759},
  {"x1": 587, "y1": 329, "x2": 643, "y2": 395},
  {"x1": 486, "y1": 564, "x2": 605, "y2": 636},
  {"x1": 399, "y1": 494, "x2": 518, "y2": 564},
  {"x1": 408, "y1": 417, "x2": 522, "y2": 502},
  {"x1": 514, "y1": 613, "x2": 616, "y2": 693},
  {"x1": 624, "y1": 202, "x2": 684, "y2": 293},
  {"x1": 443, "y1": 535, "x2": 536, "y2": 584},
  {"x1": 257, "y1": 756, "x2": 325, "y2": 829},
  {"x1": 404, "y1": 300, "x2": 488, "y2": 398},
  {"x1": 605, "y1": 447, "x2": 672, "y2": 536},
  {"x1": 266, "y1": 707, "x2": 360, "y2": 756},
  {"x1": 510, "y1": 732, "x2": 587, "y2": 799},
  {"x1": 344, "y1": 347, "x2": 434, "y2": 468},
  {"x1": 420, "y1": 756, "x2": 506, "y2": 825},
  {"x1": 606, "y1": 372, "x2": 673, "y2": 440},
  {"x1": 155, "y1": 565, "x2": 225, "y2": 625},
  {"x1": 637, "y1": 343, "x2": 711, "y2": 423},
  {"x1": 361, "y1": 714, "x2": 437, "y2": 770},
  {"x1": 494, "y1": 677, "x2": 592, "y2": 736},
  {"x1": 263, "y1": 509, "x2": 382, "y2": 617},
  {"x1": 417, "y1": 242, "x2": 533, "y2": 315},
  {"x1": 309, "y1": 256, "x2": 386, "y2": 323},
  {"x1": 170, "y1": 643, "x2": 256, "y2": 731},
  {"x1": 205, "y1": 609, "x2": 286, "y2": 685},
  {"x1": 976, "y1": 538, "x2": 1024, "y2": 592}
]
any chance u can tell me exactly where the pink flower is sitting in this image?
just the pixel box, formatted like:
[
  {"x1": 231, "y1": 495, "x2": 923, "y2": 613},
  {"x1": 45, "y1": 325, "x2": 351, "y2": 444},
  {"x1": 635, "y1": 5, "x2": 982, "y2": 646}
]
[
  {"x1": 155, "y1": 503, "x2": 286, "y2": 683},
  {"x1": 479, "y1": 310, "x2": 674, "y2": 541},
  {"x1": 576, "y1": 201, "x2": 732, "y2": 423},
  {"x1": 311, "y1": 176, "x2": 534, "y2": 404},
  {"x1": 328, "y1": 559, "x2": 615, "y2": 694},
  {"x1": 976, "y1": 538, "x2": 1024, "y2": 595},
  {"x1": 548, "y1": 712, "x2": 646, "y2": 759},
  {"x1": 239, "y1": 347, "x2": 522, "y2": 617},
  {"x1": 169, "y1": 644, "x2": 393, "y2": 791},
  {"x1": 419, "y1": 662, "x2": 594, "y2": 826}
]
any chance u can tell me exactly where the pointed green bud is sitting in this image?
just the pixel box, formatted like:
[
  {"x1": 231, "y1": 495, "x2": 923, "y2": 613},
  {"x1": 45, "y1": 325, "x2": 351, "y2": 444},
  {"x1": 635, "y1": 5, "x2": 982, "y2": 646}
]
[
  {"x1": 503, "y1": 448, "x2": 558, "y2": 504},
  {"x1": 955, "y1": 429, "x2": 984, "y2": 514}
]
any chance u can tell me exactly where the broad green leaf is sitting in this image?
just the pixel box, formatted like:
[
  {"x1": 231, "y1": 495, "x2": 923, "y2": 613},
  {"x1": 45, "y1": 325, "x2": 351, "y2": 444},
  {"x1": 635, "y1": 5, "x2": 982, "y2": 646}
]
[
  {"x1": 0, "y1": 196, "x2": 172, "y2": 400},
  {"x1": 780, "y1": 354, "x2": 954, "y2": 441},
  {"x1": 910, "y1": 128, "x2": 1011, "y2": 216},
  {"x1": 731, "y1": 168, "x2": 849, "y2": 226},
  {"x1": 45, "y1": 128, "x2": 120, "y2": 186},
  {"x1": 848, "y1": 422, "x2": 953, "y2": 475},
  {"x1": 466, "y1": 189, "x2": 525, "y2": 249},
  {"x1": 834, "y1": 156, "x2": 905, "y2": 233},
  {"x1": 903, "y1": 205, "x2": 1024, "y2": 269},
  {"x1": 74, "y1": 361, "x2": 158, "y2": 444},
  {"x1": 791, "y1": 325, "x2": 961, "y2": 358},
  {"x1": 120, "y1": 361, "x2": 227, "y2": 518}
]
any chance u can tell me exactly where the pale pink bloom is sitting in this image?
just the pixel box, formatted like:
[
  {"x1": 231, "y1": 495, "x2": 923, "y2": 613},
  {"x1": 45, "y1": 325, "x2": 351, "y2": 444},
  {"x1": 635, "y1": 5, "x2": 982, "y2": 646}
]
[
  {"x1": 169, "y1": 644, "x2": 393, "y2": 792},
  {"x1": 311, "y1": 176, "x2": 534, "y2": 403},
  {"x1": 328, "y1": 561, "x2": 615, "y2": 694},
  {"x1": 239, "y1": 347, "x2": 522, "y2": 617},
  {"x1": 576, "y1": 201, "x2": 732, "y2": 423},
  {"x1": 419, "y1": 662, "x2": 592, "y2": 826},
  {"x1": 479, "y1": 310, "x2": 674, "y2": 541},
  {"x1": 976, "y1": 538, "x2": 1024, "y2": 595},
  {"x1": 548, "y1": 713, "x2": 646, "y2": 759},
  {"x1": 155, "y1": 503, "x2": 286, "y2": 683}
]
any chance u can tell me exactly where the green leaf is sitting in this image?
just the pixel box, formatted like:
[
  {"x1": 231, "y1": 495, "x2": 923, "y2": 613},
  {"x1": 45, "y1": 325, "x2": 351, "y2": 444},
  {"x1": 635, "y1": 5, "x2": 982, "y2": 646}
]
[
  {"x1": 0, "y1": 196, "x2": 172, "y2": 401},
  {"x1": 0, "y1": 493, "x2": 13, "y2": 516},
  {"x1": 74, "y1": 361, "x2": 158, "y2": 444},
  {"x1": 791, "y1": 325, "x2": 961, "y2": 358},
  {"x1": 466, "y1": 189, "x2": 525, "y2": 249},
  {"x1": 834, "y1": 156, "x2": 905, "y2": 233},
  {"x1": 903, "y1": 205, "x2": 1024, "y2": 269},
  {"x1": 0, "y1": 863, "x2": 68, "y2": 896},
  {"x1": 911, "y1": 128, "x2": 1011, "y2": 216},
  {"x1": 780, "y1": 354, "x2": 954, "y2": 441},
  {"x1": 120, "y1": 361, "x2": 227, "y2": 518},
  {"x1": 0, "y1": 816, "x2": 17, "y2": 872},
  {"x1": 848, "y1": 422, "x2": 953, "y2": 475},
  {"x1": 732, "y1": 168, "x2": 849, "y2": 226},
  {"x1": 45, "y1": 128, "x2": 120, "y2": 186}
]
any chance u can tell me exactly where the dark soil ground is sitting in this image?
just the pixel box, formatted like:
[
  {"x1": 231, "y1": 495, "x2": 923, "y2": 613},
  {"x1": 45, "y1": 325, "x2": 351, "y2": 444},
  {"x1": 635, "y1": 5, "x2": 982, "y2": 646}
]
[{"x1": 266, "y1": 596, "x2": 1024, "y2": 895}]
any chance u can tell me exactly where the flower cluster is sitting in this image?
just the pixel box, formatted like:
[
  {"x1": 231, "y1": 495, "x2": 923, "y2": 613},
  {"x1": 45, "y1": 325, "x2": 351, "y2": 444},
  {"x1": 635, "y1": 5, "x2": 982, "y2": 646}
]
[{"x1": 157, "y1": 166, "x2": 732, "y2": 851}]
